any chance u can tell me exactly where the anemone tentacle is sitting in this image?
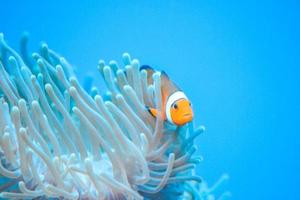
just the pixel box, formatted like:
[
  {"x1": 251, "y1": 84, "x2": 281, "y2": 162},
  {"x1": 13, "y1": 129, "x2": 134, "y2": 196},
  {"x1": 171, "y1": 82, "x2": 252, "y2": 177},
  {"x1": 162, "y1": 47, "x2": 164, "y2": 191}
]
[{"x1": 0, "y1": 33, "x2": 228, "y2": 200}]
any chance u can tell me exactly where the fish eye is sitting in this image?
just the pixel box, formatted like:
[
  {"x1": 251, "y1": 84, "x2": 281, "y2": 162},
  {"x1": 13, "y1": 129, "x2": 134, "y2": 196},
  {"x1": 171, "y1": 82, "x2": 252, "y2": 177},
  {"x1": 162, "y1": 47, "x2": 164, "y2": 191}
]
[
  {"x1": 172, "y1": 103, "x2": 178, "y2": 109},
  {"x1": 189, "y1": 102, "x2": 192, "y2": 106}
]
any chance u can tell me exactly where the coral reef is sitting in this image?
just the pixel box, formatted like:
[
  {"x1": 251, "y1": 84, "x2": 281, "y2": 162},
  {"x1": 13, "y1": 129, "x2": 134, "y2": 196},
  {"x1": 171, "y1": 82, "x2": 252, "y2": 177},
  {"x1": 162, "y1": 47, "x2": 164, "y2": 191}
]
[{"x1": 0, "y1": 33, "x2": 229, "y2": 199}]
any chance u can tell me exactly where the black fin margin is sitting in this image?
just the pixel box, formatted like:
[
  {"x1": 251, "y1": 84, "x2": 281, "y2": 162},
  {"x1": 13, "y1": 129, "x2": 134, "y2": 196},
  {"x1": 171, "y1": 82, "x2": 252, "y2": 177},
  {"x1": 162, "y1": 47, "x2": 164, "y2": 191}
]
[
  {"x1": 161, "y1": 70, "x2": 169, "y2": 78},
  {"x1": 140, "y1": 65, "x2": 154, "y2": 71}
]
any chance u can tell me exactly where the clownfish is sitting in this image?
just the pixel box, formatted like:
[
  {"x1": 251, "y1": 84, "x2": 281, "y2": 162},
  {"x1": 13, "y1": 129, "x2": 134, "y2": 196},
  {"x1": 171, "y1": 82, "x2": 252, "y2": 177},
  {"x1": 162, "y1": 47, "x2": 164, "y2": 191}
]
[{"x1": 141, "y1": 65, "x2": 194, "y2": 126}]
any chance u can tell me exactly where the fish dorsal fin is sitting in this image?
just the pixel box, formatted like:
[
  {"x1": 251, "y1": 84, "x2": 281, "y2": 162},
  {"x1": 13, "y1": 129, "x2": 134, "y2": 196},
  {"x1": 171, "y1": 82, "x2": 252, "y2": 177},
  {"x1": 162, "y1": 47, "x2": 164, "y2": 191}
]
[
  {"x1": 160, "y1": 70, "x2": 179, "y2": 99},
  {"x1": 140, "y1": 65, "x2": 154, "y2": 72}
]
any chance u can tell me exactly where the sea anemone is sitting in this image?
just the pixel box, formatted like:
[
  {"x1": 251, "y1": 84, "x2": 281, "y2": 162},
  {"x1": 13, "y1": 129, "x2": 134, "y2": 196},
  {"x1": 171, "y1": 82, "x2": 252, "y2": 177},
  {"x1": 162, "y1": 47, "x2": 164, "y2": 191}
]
[{"x1": 0, "y1": 33, "x2": 229, "y2": 199}]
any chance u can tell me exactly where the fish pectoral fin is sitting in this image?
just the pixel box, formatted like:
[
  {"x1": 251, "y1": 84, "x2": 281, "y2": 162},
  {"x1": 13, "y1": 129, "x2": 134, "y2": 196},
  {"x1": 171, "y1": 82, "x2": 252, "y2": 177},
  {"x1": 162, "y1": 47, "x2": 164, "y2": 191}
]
[{"x1": 146, "y1": 106, "x2": 158, "y2": 118}]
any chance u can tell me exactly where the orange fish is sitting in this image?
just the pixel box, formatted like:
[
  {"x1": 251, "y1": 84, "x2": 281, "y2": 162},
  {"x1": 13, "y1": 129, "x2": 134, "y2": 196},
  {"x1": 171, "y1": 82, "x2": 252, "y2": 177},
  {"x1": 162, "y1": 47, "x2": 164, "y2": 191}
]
[{"x1": 141, "y1": 65, "x2": 194, "y2": 126}]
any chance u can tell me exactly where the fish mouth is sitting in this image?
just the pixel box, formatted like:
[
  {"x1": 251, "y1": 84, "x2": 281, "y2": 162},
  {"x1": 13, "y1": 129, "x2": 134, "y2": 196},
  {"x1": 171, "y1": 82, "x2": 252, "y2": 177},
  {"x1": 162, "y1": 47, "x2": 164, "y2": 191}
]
[
  {"x1": 182, "y1": 113, "x2": 193, "y2": 121},
  {"x1": 174, "y1": 113, "x2": 193, "y2": 126},
  {"x1": 183, "y1": 113, "x2": 192, "y2": 117}
]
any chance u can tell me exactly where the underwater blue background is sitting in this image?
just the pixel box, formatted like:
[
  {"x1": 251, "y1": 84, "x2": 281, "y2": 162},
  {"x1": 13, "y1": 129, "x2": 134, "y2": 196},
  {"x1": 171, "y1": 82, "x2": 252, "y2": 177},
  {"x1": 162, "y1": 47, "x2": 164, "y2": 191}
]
[{"x1": 1, "y1": 0, "x2": 299, "y2": 199}]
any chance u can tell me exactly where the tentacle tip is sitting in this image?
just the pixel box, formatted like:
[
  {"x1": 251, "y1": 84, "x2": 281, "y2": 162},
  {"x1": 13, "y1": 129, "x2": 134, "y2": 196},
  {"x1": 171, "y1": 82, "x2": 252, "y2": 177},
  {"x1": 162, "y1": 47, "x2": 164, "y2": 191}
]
[
  {"x1": 94, "y1": 94, "x2": 101, "y2": 100},
  {"x1": 19, "y1": 127, "x2": 27, "y2": 133},
  {"x1": 69, "y1": 86, "x2": 77, "y2": 95},
  {"x1": 8, "y1": 55, "x2": 16, "y2": 63},
  {"x1": 116, "y1": 69, "x2": 123, "y2": 75},
  {"x1": 131, "y1": 59, "x2": 140, "y2": 66},
  {"x1": 30, "y1": 74, "x2": 37, "y2": 81},
  {"x1": 18, "y1": 98, "x2": 26, "y2": 105},
  {"x1": 109, "y1": 60, "x2": 117, "y2": 65},
  {"x1": 72, "y1": 106, "x2": 78, "y2": 113},
  {"x1": 91, "y1": 86, "x2": 98, "y2": 92},
  {"x1": 60, "y1": 57, "x2": 66, "y2": 62},
  {"x1": 192, "y1": 157, "x2": 203, "y2": 164},
  {"x1": 115, "y1": 94, "x2": 123, "y2": 100},
  {"x1": 84, "y1": 157, "x2": 92, "y2": 166},
  {"x1": 41, "y1": 42, "x2": 48, "y2": 49},
  {"x1": 32, "y1": 52, "x2": 39, "y2": 59},
  {"x1": 45, "y1": 83, "x2": 52, "y2": 91},
  {"x1": 31, "y1": 100, "x2": 39, "y2": 107},
  {"x1": 98, "y1": 59, "x2": 105, "y2": 67},
  {"x1": 103, "y1": 65, "x2": 111, "y2": 72},
  {"x1": 123, "y1": 84, "x2": 131, "y2": 90},
  {"x1": 37, "y1": 58, "x2": 44, "y2": 65},
  {"x1": 56, "y1": 64, "x2": 63, "y2": 71},
  {"x1": 152, "y1": 72, "x2": 161, "y2": 80},
  {"x1": 37, "y1": 73, "x2": 43, "y2": 79},
  {"x1": 122, "y1": 52, "x2": 130, "y2": 59},
  {"x1": 12, "y1": 105, "x2": 19, "y2": 112},
  {"x1": 0, "y1": 33, "x2": 4, "y2": 43},
  {"x1": 104, "y1": 101, "x2": 111, "y2": 106},
  {"x1": 221, "y1": 173, "x2": 230, "y2": 180},
  {"x1": 22, "y1": 31, "x2": 30, "y2": 38},
  {"x1": 200, "y1": 125, "x2": 206, "y2": 132},
  {"x1": 125, "y1": 64, "x2": 132, "y2": 70},
  {"x1": 69, "y1": 76, "x2": 76, "y2": 82}
]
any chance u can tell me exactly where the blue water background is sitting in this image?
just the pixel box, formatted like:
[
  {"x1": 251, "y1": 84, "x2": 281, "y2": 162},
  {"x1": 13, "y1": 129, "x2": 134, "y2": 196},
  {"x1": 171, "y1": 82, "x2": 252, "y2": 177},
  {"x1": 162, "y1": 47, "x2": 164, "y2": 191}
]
[{"x1": 1, "y1": 1, "x2": 299, "y2": 199}]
